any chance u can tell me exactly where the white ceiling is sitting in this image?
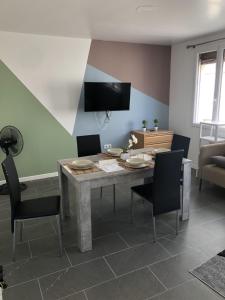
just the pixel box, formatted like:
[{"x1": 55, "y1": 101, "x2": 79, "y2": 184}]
[{"x1": 1, "y1": 0, "x2": 225, "y2": 44}]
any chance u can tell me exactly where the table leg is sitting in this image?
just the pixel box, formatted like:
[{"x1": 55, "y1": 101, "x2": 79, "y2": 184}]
[
  {"x1": 182, "y1": 162, "x2": 191, "y2": 221},
  {"x1": 57, "y1": 163, "x2": 70, "y2": 219},
  {"x1": 75, "y1": 182, "x2": 92, "y2": 252}
]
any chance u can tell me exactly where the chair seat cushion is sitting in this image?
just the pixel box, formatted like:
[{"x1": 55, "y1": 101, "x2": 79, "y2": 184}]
[
  {"x1": 131, "y1": 183, "x2": 153, "y2": 202},
  {"x1": 15, "y1": 195, "x2": 60, "y2": 219}
]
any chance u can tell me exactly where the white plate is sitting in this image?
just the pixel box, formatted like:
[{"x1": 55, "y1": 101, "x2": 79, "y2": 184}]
[
  {"x1": 107, "y1": 148, "x2": 123, "y2": 156},
  {"x1": 125, "y1": 162, "x2": 150, "y2": 169},
  {"x1": 153, "y1": 148, "x2": 170, "y2": 153},
  {"x1": 70, "y1": 159, "x2": 94, "y2": 169},
  {"x1": 126, "y1": 158, "x2": 146, "y2": 166}
]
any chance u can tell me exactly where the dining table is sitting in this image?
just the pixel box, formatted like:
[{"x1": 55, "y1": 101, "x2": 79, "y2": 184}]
[{"x1": 57, "y1": 147, "x2": 192, "y2": 252}]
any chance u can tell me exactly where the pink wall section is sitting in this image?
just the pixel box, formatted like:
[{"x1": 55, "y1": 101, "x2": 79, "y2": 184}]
[{"x1": 88, "y1": 40, "x2": 171, "y2": 105}]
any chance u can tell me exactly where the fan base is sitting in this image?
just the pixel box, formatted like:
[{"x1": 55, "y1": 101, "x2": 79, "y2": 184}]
[{"x1": 0, "y1": 183, "x2": 27, "y2": 195}]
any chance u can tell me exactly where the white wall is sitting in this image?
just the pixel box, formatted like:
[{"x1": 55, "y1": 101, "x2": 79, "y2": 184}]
[
  {"x1": 0, "y1": 31, "x2": 91, "y2": 134},
  {"x1": 169, "y1": 30, "x2": 225, "y2": 169}
]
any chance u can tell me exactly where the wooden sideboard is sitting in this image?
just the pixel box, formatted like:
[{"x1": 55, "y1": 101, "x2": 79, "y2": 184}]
[{"x1": 132, "y1": 130, "x2": 173, "y2": 149}]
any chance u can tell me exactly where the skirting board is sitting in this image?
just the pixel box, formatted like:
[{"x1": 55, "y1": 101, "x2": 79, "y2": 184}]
[{"x1": 0, "y1": 172, "x2": 58, "y2": 185}]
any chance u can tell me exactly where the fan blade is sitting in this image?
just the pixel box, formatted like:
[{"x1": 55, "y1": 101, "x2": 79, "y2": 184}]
[{"x1": 9, "y1": 144, "x2": 18, "y2": 155}]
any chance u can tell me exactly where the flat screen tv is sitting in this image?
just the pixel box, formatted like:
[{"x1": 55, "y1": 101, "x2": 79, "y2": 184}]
[{"x1": 84, "y1": 82, "x2": 131, "y2": 111}]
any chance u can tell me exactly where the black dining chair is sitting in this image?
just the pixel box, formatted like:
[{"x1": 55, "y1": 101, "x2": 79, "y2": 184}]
[
  {"x1": 171, "y1": 133, "x2": 191, "y2": 193},
  {"x1": 76, "y1": 134, "x2": 116, "y2": 212},
  {"x1": 171, "y1": 134, "x2": 190, "y2": 159},
  {"x1": 1, "y1": 155, "x2": 62, "y2": 261},
  {"x1": 130, "y1": 150, "x2": 184, "y2": 242}
]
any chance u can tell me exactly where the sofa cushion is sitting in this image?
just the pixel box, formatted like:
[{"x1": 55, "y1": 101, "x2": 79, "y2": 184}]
[
  {"x1": 202, "y1": 164, "x2": 225, "y2": 188},
  {"x1": 211, "y1": 156, "x2": 225, "y2": 169}
]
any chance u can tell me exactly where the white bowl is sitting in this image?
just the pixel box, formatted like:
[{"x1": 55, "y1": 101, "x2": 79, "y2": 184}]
[
  {"x1": 126, "y1": 158, "x2": 146, "y2": 166},
  {"x1": 71, "y1": 159, "x2": 94, "y2": 169},
  {"x1": 107, "y1": 148, "x2": 123, "y2": 156}
]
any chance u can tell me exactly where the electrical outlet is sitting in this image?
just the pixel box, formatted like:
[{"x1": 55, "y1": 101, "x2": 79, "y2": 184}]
[{"x1": 104, "y1": 144, "x2": 112, "y2": 149}]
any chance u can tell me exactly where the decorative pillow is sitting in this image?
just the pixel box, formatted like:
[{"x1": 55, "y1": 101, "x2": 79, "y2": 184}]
[{"x1": 211, "y1": 156, "x2": 225, "y2": 169}]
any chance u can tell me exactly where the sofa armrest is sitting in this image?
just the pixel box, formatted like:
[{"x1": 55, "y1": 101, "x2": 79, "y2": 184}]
[{"x1": 198, "y1": 143, "x2": 225, "y2": 177}]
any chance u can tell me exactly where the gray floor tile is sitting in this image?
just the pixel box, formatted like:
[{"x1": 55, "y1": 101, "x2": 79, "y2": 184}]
[
  {"x1": 165, "y1": 225, "x2": 217, "y2": 249},
  {"x1": 0, "y1": 241, "x2": 30, "y2": 265},
  {"x1": 105, "y1": 242, "x2": 170, "y2": 276},
  {"x1": 39, "y1": 258, "x2": 114, "y2": 300},
  {"x1": 119, "y1": 221, "x2": 174, "y2": 247},
  {"x1": 0, "y1": 230, "x2": 13, "y2": 248},
  {"x1": 61, "y1": 229, "x2": 78, "y2": 248},
  {"x1": 157, "y1": 236, "x2": 195, "y2": 256},
  {"x1": 22, "y1": 217, "x2": 53, "y2": 228},
  {"x1": 29, "y1": 235, "x2": 59, "y2": 256},
  {"x1": 86, "y1": 267, "x2": 166, "y2": 300},
  {"x1": 150, "y1": 249, "x2": 209, "y2": 289},
  {"x1": 63, "y1": 291, "x2": 86, "y2": 300},
  {"x1": 194, "y1": 235, "x2": 225, "y2": 258},
  {"x1": 0, "y1": 219, "x2": 11, "y2": 233},
  {"x1": 151, "y1": 279, "x2": 222, "y2": 300},
  {"x1": 4, "y1": 250, "x2": 70, "y2": 286},
  {"x1": 22, "y1": 222, "x2": 55, "y2": 241},
  {"x1": 200, "y1": 217, "x2": 225, "y2": 240},
  {"x1": 2, "y1": 279, "x2": 42, "y2": 300},
  {"x1": 0, "y1": 207, "x2": 10, "y2": 220},
  {"x1": 92, "y1": 219, "x2": 133, "y2": 238},
  {"x1": 66, "y1": 233, "x2": 128, "y2": 266}
]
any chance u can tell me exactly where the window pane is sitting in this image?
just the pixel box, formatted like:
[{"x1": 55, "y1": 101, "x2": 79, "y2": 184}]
[
  {"x1": 219, "y1": 50, "x2": 225, "y2": 122},
  {"x1": 195, "y1": 51, "x2": 217, "y2": 123}
]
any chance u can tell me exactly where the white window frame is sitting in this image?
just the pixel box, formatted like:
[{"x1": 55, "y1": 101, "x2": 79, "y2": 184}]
[{"x1": 193, "y1": 42, "x2": 225, "y2": 125}]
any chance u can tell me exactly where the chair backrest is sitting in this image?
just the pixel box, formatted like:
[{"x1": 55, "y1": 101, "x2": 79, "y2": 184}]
[
  {"x1": 171, "y1": 134, "x2": 190, "y2": 158},
  {"x1": 1, "y1": 155, "x2": 21, "y2": 222},
  {"x1": 77, "y1": 134, "x2": 101, "y2": 157},
  {"x1": 152, "y1": 150, "x2": 184, "y2": 216}
]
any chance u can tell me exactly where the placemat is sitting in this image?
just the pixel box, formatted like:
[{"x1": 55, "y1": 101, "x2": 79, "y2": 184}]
[
  {"x1": 99, "y1": 152, "x2": 120, "y2": 159},
  {"x1": 118, "y1": 161, "x2": 154, "y2": 171},
  {"x1": 65, "y1": 164, "x2": 102, "y2": 175},
  {"x1": 99, "y1": 153, "x2": 154, "y2": 170}
]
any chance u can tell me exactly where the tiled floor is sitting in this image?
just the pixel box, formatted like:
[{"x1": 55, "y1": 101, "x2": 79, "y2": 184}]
[{"x1": 1, "y1": 174, "x2": 225, "y2": 299}]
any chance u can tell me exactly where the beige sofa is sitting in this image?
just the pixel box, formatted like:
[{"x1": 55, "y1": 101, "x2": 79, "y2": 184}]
[{"x1": 199, "y1": 142, "x2": 225, "y2": 190}]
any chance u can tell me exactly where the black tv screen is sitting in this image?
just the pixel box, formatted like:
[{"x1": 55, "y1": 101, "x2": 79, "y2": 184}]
[{"x1": 84, "y1": 82, "x2": 131, "y2": 111}]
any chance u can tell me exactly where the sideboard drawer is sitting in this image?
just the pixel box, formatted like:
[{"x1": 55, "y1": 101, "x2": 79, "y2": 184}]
[{"x1": 132, "y1": 130, "x2": 173, "y2": 149}]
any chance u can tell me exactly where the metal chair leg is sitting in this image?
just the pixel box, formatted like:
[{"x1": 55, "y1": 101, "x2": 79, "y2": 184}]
[
  {"x1": 100, "y1": 187, "x2": 103, "y2": 199},
  {"x1": 20, "y1": 222, "x2": 23, "y2": 242},
  {"x1": 176, "y1": 210, "x2": 179, "y2": 235},
  {"x1": 113, "y1": 184, "x2": 116, "y2": 214},
  {"x1": 152, "y1": 214, "x2": 156, "y2": 243},
  {"x1": 56, "y1": 215, "x2": 63, "y2": 257},
  {"x1": 12, "y1": 221, "x2": 17, "y2": 261},
  {"x1": 130, "y1": 191, "x2": 134, "y2": 223},
  {"x1": 199, "y1": 179, "x2": 202, "y2": 191}
]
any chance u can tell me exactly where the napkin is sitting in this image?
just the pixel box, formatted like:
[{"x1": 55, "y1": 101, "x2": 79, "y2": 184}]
[{"x1": 97, "y1": 159, "x2": 124, "y2": 173}]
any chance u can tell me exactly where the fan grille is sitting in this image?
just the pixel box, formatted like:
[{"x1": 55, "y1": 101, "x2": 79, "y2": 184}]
[{"x1": 0, "y1": 126, "x2": 24, "y2": 157}]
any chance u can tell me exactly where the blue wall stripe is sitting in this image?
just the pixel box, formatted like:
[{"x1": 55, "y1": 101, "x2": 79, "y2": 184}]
[{"x1": 73, "y1": 64, "x2": 169, "y2": 149}]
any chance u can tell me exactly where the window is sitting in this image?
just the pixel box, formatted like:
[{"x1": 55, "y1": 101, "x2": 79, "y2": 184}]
[
  {"x1": 219, "y1": 51, "x2": 225, "y2": 122},
  {"x1": 194, "y1": 48, "x2": 225, "y2": 124}
]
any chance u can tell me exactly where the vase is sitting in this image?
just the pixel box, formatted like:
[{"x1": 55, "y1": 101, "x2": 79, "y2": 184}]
[
  {"x1": 120, "y1": 152, "x2": 130, "y2": 160},
  {"x1": 142, "y1": 127, "x2": 146, "y2": 132},
  {"x1": 154, "y1": 126, "x2": 158, "y2": 131}
]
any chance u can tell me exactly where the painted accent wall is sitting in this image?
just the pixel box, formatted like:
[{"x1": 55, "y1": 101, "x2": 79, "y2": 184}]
[
  {"x1": 0, "y1": 33, "x2": 171, "y2": 178},
  {"x1": 88, "y1": 40, "x2": 171, "y2": 105},
  {"x1": 74, "y1": 40, "x2": 171, "y2": 149},
  {"x1": 0, "y1": 60, "x2": 76, "y2": 178},
  {"x1": 0, "y1": 31, "x2": 91, "y2": 134}
]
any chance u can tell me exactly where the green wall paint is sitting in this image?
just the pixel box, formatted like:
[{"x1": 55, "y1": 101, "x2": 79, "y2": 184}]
[{"x1": 0, "y1": 60, "x2": 76, "y2": 178}]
